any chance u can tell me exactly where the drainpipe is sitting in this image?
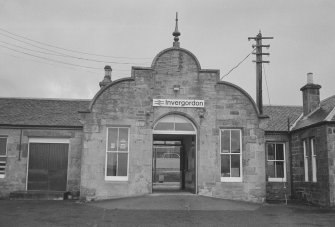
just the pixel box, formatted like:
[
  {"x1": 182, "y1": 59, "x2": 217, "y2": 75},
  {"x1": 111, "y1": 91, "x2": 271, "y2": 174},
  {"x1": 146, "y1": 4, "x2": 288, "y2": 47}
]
[
  {"x1": 287, "y1": 117, "x2": 294, "y2": 200},
  {"x1": 18, "y1": 128, "x2": 23, "y2": 161}
]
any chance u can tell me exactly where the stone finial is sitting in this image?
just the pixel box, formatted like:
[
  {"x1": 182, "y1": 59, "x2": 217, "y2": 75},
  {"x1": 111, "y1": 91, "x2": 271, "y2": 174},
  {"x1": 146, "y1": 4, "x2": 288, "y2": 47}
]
[
  {"x1": 172, "y1": 12, "x2": 181, "y2": 48},
  {"x1": 99, "y1": 65, "x2": 112, "y2": 88}
]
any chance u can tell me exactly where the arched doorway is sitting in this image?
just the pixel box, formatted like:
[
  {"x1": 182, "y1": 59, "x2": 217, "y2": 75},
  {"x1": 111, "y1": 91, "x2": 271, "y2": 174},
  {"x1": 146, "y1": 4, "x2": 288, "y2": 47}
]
[{"x1": 152, "y1": 114, "x2": 197, "y2": 193}]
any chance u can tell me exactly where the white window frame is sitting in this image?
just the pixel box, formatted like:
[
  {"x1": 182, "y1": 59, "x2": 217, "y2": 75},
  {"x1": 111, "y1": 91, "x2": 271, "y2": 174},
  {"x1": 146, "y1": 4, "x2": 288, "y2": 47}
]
[
  {"x1": 0, "y1": 137, "x2": 7, "y2": 179},
  {"x1": 105, "y1": 127, "x2": 130, "y2": 181},
  {"x1": 153, "y1": 114, "x2": 196, "y2": 135},
  {"x1": 220, "y1": 129, "x2": 242, "y2": 182},
  {"x1": 303, "y1": 140, "x2": 309, "y2": 182},
  {"x1": 267, "y1": 142, "x2": 286, "y2": 182},
  {"x1": 311, "y1": 138, "x2": 317, "y2": 182}
]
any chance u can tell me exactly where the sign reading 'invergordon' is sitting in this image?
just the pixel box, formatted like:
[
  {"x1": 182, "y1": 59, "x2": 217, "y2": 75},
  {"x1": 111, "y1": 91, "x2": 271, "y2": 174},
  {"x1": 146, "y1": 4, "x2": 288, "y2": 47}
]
[{"x1": 153, "y1": 99, "x2": 205, "y2": 108}]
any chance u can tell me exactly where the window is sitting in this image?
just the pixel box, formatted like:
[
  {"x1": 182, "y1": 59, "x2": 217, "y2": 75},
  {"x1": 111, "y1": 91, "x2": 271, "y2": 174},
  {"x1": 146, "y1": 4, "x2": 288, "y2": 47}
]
[
  {"x1": 153, "y1": 115, "x2": 196, "y2": 135},
  {"x1": 220, "y1": 129, "x2": 242, "y2": 182},
  {"x1": 0, "y1": 137, "x2": 7, "y2": 178},
  {"x1": 267, "y1": 142, "x2": 286, "y2": 182},
  {"x1": 105, "y1": 127, "x2": 129, "y2": 181},
  {"x1": 311, "y1": 138, "x2": 317, "y2": 182},
  {"x1": 303, "y1": 140, "x2": 309, "y2": 182}
]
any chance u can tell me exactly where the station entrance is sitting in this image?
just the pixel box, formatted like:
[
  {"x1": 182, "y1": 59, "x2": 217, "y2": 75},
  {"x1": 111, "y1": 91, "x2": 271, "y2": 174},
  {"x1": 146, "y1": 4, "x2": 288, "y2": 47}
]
[{"x1": 152, "y1": 115, "x2": 196, "y2": 193}]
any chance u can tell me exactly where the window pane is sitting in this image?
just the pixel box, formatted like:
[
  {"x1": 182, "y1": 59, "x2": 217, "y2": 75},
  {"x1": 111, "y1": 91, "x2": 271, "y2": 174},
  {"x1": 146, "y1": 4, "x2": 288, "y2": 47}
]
[
  {"x1": 154, "y1": 122, "x2": 174, "y2": 131},
  {"x1": 106, "y1": 153, "x2": 117, "y2": 176},
  {"x1": 276, "y1": 144, "x2": 284, "y2": 160},
  {"x1": 118, "y1": 128, "x2": 129, "y2": 151},
  {"x1": 221, "y1": 130, "x2": 230, "y2": 153},
  {"x1": 221, "y1": 154, "x2": 230, "y2": 177},
  {"x1": 276, "y1": 162, "x2": 284, "y2": 178},
  {"x1": 108, "y1": 128, "x2": 118, "y2": 151},
  {"x1": 267, "y1": 144, "x2": 275, "y2": 160},
  {"x1": 231, "y1": 154, "x2": 240, "y2": 177},
  {"x1": 267, "y1": 161, "x2": 275, "y2": 178},
  {"x1": 231, "y1": 130, "x2": 240, "y2": 153},
  {"x1": 117, "y1": 153, "x2": 128, "y2": 176},
  {"x1": 0, "y1": 138, "x2": 7, "y2": 156},
  {"x1": 175, "y1": 123, "x2": 195, "y2": 131}
]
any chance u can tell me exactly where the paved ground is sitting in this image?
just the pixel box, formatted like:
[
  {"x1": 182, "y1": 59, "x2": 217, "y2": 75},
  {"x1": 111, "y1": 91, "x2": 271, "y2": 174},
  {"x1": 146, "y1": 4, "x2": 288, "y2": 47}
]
[{"x1": 0, "y1": 194, "x2": 335, "y2": 226}]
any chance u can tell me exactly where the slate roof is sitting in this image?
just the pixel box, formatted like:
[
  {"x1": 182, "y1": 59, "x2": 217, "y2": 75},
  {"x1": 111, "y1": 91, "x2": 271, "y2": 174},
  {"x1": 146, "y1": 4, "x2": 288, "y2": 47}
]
[
  {"x1": 263, "y1": 105, "x2": 303, "y2": 132},
  {"x1": 0, "y1": 98, "x2": 90, "y2": 127},
  {"x1": 292, "y1": 95, "x2": 335, "y2": 130}
]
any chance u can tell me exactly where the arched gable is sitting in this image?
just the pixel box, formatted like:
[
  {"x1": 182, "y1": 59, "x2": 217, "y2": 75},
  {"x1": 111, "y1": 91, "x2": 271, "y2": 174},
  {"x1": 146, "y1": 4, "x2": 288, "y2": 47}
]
[
  {"x1": 88, "y1": 77, "x2": 134, "y2": 111},
  {"x1": 151, "y1": 47, "x2": 201, "y2": 70},
  {"x1": 217, "y1": 81, "x2": 261, "y2": 116}
]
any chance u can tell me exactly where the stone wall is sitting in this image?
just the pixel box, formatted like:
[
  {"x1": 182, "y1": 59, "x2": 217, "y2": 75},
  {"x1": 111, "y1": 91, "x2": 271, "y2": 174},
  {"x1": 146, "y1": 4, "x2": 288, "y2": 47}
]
[
  {"x1": 81, "y1": 47, "x2": 266, "y2": 202},
  {"x1": 0, "y1": 128, "x2": 82, "y2": 198},
  {"x1": 327, "y1": 124, "x2": 335, "y2": 206},
  {"x1": 291, "y1": 125, "x2": 330, "y2": 206}
]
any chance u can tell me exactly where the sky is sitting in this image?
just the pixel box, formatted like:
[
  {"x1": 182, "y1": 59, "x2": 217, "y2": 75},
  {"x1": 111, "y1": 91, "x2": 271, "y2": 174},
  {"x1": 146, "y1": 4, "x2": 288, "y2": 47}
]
[{"x1": 0, "y1": 0, "x2": 334, "y2": 105}]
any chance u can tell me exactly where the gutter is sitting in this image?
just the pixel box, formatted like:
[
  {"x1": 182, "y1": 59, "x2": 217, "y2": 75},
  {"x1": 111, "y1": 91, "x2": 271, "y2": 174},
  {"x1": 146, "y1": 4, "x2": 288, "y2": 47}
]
[{"x1": 0, "y1": 124, "x2": 83, "y2": 130}]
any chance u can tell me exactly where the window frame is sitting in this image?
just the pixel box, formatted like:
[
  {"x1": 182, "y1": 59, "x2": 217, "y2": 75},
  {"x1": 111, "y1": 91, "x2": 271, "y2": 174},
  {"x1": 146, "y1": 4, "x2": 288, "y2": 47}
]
[
  {"x1": 303, "y1": 140, "x2": 309, "y2": 182},
  {"x1": 266, "y1": 142, "x2": 286, "y2": 182},
  {"x1": 220, "y1": 129, "x2": 242, "y2": 182},
  {"x1": 105, "y1": 127, "x2": 130, "y2": 181},
  {"x1": 0, "y1": 137, "x2": 8, "y2": 179},
  {"x1": 311, "y1": 138, "x2": 317, "y2": 182}
]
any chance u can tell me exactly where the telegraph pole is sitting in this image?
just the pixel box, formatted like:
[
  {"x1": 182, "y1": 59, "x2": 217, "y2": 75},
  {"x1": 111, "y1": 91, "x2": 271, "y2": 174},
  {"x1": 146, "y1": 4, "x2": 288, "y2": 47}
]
[{"x1": 248, "y1": 31, "x2": 273, "y2": 115}]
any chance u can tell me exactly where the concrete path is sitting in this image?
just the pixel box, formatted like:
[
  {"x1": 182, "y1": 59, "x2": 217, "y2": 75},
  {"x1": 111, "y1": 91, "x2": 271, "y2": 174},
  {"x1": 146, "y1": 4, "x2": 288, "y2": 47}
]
[{"x1": 90, "y1": 193, "x2": 261, "y2": 211}]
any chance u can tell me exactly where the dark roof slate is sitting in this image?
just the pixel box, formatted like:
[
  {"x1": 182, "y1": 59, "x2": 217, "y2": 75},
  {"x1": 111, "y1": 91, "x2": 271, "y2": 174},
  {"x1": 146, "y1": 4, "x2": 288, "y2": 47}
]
[
  {"x1": 0, "y1": 98, "x2": 90, "y2": 127},
  {"x1": 263, "y1": 105, "x2": 302, "y2": 132},
  {"x1": 293, "y1": 95, "x2": 335, "y2": 130}
]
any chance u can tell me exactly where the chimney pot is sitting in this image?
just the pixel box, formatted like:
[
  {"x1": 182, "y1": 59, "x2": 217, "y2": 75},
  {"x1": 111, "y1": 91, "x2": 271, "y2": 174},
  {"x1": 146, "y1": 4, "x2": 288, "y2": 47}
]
[{"x1": 307, "y1": 72, "x2": 313, "y2": 84}]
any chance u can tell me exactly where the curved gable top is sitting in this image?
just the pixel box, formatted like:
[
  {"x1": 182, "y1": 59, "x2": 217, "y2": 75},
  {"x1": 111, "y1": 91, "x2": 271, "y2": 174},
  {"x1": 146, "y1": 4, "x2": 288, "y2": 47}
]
[
  {"x1": 151, "y1": 47, "x2": 201, "y2": 70},
  {"x1": 88, "y1": 77, "x2": 134, "y2": 111},
  {"x1": 218, "y1": 81, "x2": 261, "y2": 116}
]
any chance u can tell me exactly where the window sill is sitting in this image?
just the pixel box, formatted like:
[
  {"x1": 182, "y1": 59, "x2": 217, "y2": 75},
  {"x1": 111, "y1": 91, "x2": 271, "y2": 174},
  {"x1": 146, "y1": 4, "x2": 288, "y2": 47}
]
[
  {"x1": 105, "y1": 176, "x2": 128, "y2": 182},
  {"x1": 221, "y1": 177, "x2": 242, "y2": 182},
  {"x1": 268, "y1": 178, "x2": 286, "y2": 182}
]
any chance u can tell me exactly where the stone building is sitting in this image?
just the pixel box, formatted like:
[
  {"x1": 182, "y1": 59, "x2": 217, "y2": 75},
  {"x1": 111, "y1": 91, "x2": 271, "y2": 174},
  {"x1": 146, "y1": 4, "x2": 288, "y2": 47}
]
[{"x1": 0, "y1": 19, "x2": 334, "y2": 206}]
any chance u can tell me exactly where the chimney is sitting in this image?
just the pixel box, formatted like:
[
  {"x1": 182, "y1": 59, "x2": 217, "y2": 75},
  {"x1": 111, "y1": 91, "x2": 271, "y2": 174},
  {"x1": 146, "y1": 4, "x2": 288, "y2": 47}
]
[
  {"x1": 99, "y1": 65, "x2": 112, "y2": 88},
  {"x1": 300, "y1": 72, "x2": 321, "y2": 116}
]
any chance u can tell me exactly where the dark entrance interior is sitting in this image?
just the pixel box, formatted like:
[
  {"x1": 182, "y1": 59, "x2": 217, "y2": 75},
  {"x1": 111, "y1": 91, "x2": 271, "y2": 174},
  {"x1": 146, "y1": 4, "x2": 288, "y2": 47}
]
[
  {"x1": 27, "y1": 143, "x2": 69, "y2": 191},
  {"x1": 152, "y1": 134, "x2": 196, "y2": 193}
]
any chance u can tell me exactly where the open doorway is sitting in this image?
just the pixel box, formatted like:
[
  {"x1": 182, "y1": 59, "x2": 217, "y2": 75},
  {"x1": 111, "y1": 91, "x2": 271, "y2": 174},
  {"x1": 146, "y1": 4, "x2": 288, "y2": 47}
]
[
  {"x1": 152, "y1": 114, "x2": 197, "y2": 193},
  {"x1": 152, "y1": 135, "x2": 196, "y2": 193}
]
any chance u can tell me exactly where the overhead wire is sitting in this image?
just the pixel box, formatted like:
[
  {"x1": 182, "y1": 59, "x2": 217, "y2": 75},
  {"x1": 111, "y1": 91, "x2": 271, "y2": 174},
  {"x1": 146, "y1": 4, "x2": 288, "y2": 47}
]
[
  {"x1": 0, "y1": 33, "x2": 150, "y2": 65},
  {"x1": 2, "y1": 51, "x2": 100, "y2": 75},
  {"x1": 263, "y1": 63, "x2": 271, "y2": 105},
  {"x1": 220, "y1": 48, "x2": 256, "y2": 80},
  {"x1": 0, "y1": 51, "x2": 130, "y2": 75},
  {"x1": 0, "y1": 44, "x2": 101, "y2": 70},
  {"x1": 0, "y1": 27, "x2": 151, "y2": 60}
]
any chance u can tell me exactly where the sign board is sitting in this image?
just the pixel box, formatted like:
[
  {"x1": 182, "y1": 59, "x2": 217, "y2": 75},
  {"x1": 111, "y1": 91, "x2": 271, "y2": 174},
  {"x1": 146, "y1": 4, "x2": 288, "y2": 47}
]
[{"x1": 153, "y1": 99, "x2": 205, "y2": 108}]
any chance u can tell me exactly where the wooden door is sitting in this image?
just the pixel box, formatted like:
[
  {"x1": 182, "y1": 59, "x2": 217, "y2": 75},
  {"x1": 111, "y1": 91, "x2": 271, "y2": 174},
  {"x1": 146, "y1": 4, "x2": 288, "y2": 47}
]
[{"x1": 27, "y1": 143, "x2": 68, "y2": 191}]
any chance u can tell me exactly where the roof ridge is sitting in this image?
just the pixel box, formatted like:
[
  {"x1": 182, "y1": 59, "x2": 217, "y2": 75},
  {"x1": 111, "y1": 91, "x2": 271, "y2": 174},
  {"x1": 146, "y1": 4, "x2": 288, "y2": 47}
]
[
  {"x1": 321, "y1": 95, "x2": 335, "y2": 104},
  {"x1": 0, "y1": 97, "x2": 91, "y2": 101}
]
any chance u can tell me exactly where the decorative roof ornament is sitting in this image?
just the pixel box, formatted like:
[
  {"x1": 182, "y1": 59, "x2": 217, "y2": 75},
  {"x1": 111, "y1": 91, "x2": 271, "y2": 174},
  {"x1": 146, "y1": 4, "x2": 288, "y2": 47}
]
[
  {"x1": 99, "y1": 65, "x2": 112, "y2": 88},
  {"x1": 172, "y1": 12, "x2": 180, "y2": 47}
]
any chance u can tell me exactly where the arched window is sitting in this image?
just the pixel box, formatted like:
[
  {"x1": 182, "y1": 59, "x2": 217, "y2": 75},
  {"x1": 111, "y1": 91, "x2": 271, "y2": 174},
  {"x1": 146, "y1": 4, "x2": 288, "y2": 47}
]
[{"x1": 153, "y1": 115, "x2": 196, "y2": 134}]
